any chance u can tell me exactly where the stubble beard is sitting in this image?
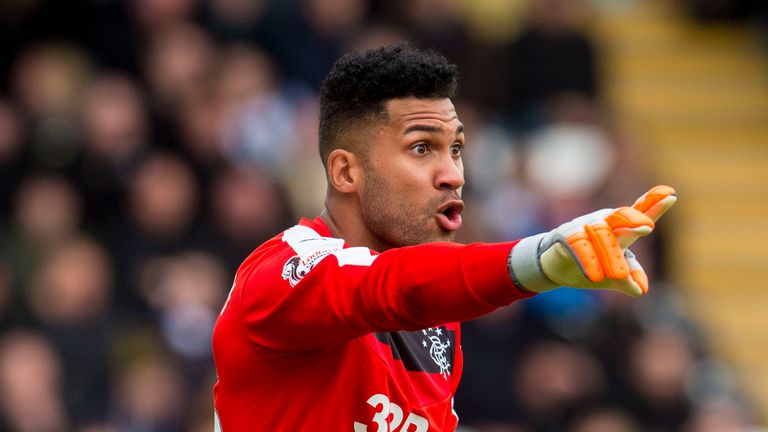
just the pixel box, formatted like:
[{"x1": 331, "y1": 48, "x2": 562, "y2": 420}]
[{"x1": 360, "y1": 166, "x2": 455, "y2": 250}]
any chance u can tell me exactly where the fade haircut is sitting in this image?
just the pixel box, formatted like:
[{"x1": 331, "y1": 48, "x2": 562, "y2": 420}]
[{"x1": 318, "y1": 43, "x2": 458, "y2": 170}]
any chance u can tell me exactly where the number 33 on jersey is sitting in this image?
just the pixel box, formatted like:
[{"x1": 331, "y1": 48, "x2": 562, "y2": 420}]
[{"x1": 354, "y1": 394, "x2": 429, "y2": 432}]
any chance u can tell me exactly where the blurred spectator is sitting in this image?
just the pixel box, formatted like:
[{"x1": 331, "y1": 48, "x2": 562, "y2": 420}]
[
  {"x1": 138, "y1": 251, "x2": 226, "y2": 379},
  {"x1": 208, "y1": 41, "x2": 328, "y2": 216},
  {"x1": 76, "y1": 72, "x2": 150, "y2": 226},
  {"x1": 142, "y1": 22, "x2": 215, "y2": 114},
  {"x1": 512, "y1": 340, "x2": 606, "y2": 431},
  {"x1": 126, "y1": 151, "x2": 199, "y2": 244},
  {"x1": 265, "y1": 0, "x2": 370, "y2": 90},
  {"x1": 523, "y1": 117, "x2": 615, "y2": 223},
  {"x1": 585, "y1": 293, "x2": 644, "y2": 397},
  {"x1": 504, "y1": 0, "x2": 598, "y2": 130},
  {"x1": 106, "y1": 151, "x2": 209, "y2": 322},
  {"x1": 0, "y1": 329, "x2": 69, "y2": 431},
  {"x1": 274, "y1": 93, "x2": 327, "y2": 217},
  {"x1": 12, "y1": 173, "x2": 82, "y2": 245},
  {"x1": 456, "y1": 306, "x2": 551, "y2": 428},
  {"x1": 209, "y1": 166, "x2": 295, "y2": 267},
  {"x1": 27, "y1": 235, "x2": 112, "y2": 327},
  {"x1": 10, "y1": 41, "x2": 91, "y2": 119},
  {"x1": 469, "y1": 129, "x2": 544, "y2": 240},
  {"x1": 623, "y1": 326, "x2": 695, "y2": 431},
  {"x1": 111, "y1": 354, "x2": 185, "y2": 432},
  {"x1": 27, "y1": 236, "x2": 113, "y2": 427},
  {"x1": 175, "y1": 83, "x2": 224, "y2": 176},
  {"x1": 214, "y1": 43, "x2": 302, "y2": 174},
  {"x1": 2, "y1": 173, "x2": 82, "y2": 300},
  {"x1": 10, "y1": 41, "x2": 92, "y2": 169}
]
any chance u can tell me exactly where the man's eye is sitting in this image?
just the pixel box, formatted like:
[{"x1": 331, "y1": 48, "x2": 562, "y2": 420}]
[
  {"x1": 451, "y1": 144, "x2": 462, "y2": 156},
  {"x1": 412, "y1": 144, "x2": 428, "y2": 155}
]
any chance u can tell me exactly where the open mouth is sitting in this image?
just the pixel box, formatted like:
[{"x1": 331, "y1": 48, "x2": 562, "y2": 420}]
[{"x1": 436, "y1": 200, "x2": 464, "y2": 232}]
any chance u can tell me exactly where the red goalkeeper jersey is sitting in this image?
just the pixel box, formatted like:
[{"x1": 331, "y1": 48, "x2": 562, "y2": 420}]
[{"x1": 212, "y1": 217, "x2": 533, "y2": 431}]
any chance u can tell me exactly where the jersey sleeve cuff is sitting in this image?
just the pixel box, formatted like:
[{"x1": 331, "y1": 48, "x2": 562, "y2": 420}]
[{"x1": 460, "y1": 241, "x2": 537, "y2": 305}]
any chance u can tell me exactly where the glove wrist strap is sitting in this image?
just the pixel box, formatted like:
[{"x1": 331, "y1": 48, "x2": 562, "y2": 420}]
[{"x1": 508, "y1": 233, "x2": 557, "y2": 293}]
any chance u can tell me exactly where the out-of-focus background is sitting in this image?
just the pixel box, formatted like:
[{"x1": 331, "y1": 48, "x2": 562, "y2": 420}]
[{"x1": 0, "y1": 0, "x2": 766, "y2": 430}]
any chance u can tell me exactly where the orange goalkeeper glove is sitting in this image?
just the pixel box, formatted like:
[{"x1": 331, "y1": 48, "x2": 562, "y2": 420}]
[{"x1": 508, "y1": 185, "x2": 677, "y2": 297}]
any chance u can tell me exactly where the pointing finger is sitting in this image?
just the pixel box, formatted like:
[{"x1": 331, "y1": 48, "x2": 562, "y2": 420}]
[{"x1": 632, "y1": 185, "x2": 677, "y2": 222}]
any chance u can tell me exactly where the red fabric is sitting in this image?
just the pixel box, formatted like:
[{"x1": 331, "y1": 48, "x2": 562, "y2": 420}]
[{"x1": 213, "y1": 217, "x2": 533, "y2": 431}]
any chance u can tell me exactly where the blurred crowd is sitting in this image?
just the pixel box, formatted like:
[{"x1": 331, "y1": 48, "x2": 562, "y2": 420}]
[{"x1": 0, "y1": 0, "x2": 761, "y2": 431}]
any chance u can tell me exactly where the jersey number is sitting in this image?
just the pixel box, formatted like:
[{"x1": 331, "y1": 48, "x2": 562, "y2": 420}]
[{"x1": 353, "y1": 394, "x2": 428, "y2": 432}]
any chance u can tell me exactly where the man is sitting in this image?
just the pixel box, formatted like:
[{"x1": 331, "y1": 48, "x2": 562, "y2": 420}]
[{"x1": 212, "y1": 43, "x2": 676, "y2": 431}]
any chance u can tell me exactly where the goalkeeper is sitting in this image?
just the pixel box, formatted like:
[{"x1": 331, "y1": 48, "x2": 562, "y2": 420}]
[{"x1": 212, "y1": 43, "x2": 677, "y2": 432}]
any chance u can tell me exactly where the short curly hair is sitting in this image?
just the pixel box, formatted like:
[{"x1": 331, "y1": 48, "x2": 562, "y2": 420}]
[{"x1": 318, "y1": 43, "x2": 458, "y2": 170}]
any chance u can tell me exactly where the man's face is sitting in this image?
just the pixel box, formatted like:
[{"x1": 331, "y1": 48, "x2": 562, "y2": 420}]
[{"x1": 359, "y1": 97, "x2": 465, "y2": 249}]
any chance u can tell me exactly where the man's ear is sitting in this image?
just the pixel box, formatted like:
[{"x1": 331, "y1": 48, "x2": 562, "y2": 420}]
[{"x1": 326, "y1": 149, "x2": 361, "y2": 194}]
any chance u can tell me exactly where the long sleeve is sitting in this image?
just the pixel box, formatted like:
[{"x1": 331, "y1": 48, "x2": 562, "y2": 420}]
[{"x1": 232, "y1": 220, "x2": 533, "y2": 352}]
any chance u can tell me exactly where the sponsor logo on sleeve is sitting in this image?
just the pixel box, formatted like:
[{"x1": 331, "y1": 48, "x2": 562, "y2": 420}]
[{"x1": 281, "y1": 247, "x2": 337, "y2": 287}]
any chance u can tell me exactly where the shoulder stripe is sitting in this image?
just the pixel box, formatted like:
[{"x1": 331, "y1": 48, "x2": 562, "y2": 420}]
[
  {"x1": 334, "y1": 247, "x2": 377, "y2": 267},
  {"x1": 281, "y1": 224, "x2": 376, "y2": 268},
  {"x1": 282, "y1": 225, "x2": 345, "y2": 261}
]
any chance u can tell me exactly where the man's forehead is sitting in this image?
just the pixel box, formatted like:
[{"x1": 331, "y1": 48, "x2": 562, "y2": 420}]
[{"x1": 384, "y1": 97, "x2": 461, "y2": 130}]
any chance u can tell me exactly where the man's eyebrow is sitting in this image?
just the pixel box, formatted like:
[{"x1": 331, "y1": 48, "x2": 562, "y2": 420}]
[{"x1": 404, "y1": 124, "x2": 465, "y2": 136}]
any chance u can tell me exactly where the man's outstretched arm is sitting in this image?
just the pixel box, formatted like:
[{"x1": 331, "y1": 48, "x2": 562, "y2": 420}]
[{"x1": 240, "y1": 185, "x2": 676, "y2": 352}]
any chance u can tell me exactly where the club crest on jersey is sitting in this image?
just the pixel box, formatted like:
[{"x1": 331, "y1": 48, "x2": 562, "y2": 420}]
[{"x1": 422, "y1": 327, "x2": 452, "y2": 379}]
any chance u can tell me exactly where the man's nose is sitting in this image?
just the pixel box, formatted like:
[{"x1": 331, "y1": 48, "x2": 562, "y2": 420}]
[{"x1": 435, "y1": 152, "x2": 464, "y2": 190}]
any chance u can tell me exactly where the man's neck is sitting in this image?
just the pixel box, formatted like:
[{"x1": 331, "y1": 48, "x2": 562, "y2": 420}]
[
  {"x1": 319, "y1": 207, "x2": 342, "y2": 240},
  {"x1": 320, "y1": 201, "x2": 390, "y2": 252}
]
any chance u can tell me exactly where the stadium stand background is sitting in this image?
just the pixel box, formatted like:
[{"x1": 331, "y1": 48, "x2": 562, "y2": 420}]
[{"x1": 0, "y1": 0, "x2": 766, "y2": 430}]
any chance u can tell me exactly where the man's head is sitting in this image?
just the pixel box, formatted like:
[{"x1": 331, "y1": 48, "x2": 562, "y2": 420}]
[
  {"x1": 319, "y1": 44, "x2": 466, "y2": 250},
  {"x1": 319, "y1": 43, "x2": 458, "y2": 170}
]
